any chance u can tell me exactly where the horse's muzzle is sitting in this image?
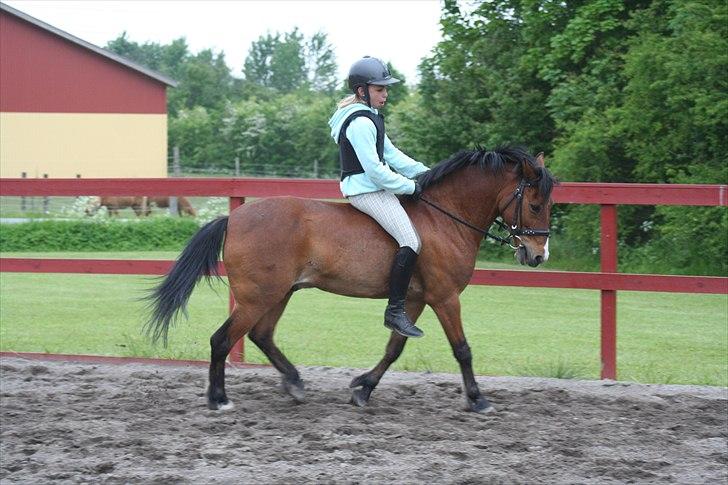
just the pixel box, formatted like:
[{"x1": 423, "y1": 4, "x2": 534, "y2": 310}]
[{"x1": 516, "y1": 245, "x2": 545, "y2": 267}]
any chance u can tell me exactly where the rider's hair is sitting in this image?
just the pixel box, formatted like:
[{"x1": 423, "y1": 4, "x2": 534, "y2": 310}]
[{"x1": 337, "y1": 93, "x2": 364, "y2": 109}]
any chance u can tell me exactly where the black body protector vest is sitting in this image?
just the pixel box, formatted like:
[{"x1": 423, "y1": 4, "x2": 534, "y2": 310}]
[{"x1": 338, "y1": 111, "x2": 385, "y2": 181}]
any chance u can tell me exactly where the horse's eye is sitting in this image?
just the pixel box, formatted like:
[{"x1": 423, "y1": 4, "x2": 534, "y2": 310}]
[{"x1": 529, "y1": 204, "x2": 542, "y2": 214}]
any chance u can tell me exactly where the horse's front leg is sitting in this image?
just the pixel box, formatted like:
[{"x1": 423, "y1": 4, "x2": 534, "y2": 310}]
[
  {"x1": 349, "y1": 301, "x2": 424, "y2": 407},
  {"x1": 431, "y1": 295, "x2": 494, "y2": 413}
]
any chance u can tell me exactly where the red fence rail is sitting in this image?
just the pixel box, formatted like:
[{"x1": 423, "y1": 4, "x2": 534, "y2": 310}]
[{"x1": 1, "y1": 178, "x2": 726, "y2": 379}]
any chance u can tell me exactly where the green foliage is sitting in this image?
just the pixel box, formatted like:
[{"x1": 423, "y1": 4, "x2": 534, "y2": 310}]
[
  {"x1": 621, "y1": 206, "x2": 728, "y2": 276},
  {"x1": 0, "y1": 218, "x2": 199, "y2": 252},
  {"x1": 222, "y1": 92, "x2": 339, "y2": 177},
  {"x1": 244, "y1": 28, "x2": 337, "y2": 94},
  {"x1": 306, "y1": 32, "x2": 339, "y2": 94},
  {"x1": 618, "y1": 0, "x2": 728, "y2": 185},
  {"x1": 405, "y1": 0, "x2": 726, "y2": 275},
  {"x1": 168, "y1": 106, "x2": 233, "y2": 170}
]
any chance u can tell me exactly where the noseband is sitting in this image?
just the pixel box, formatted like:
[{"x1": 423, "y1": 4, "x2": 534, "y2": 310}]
[{"x1": 419, "y1": 178, "x2": 550, "y2": 249}]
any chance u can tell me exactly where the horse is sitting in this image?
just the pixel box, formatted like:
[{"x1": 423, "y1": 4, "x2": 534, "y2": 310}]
[
  {"x1": 86, "y1": 196, "x2": 196, "y2": 216},
  {"x1": 146, "y1": 196, "x2": 198, "y2": 217},
  {"x1": 145, "y1": 146, "x2": 556, "y2": 413},
  {"x1": 94, "y1": 196, "x2": 148, "y2": 216}
]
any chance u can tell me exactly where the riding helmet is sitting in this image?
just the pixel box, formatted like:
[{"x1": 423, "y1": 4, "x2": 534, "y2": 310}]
[{"x1": 347, "y1": 56, "x2": 400, "y2": 94}]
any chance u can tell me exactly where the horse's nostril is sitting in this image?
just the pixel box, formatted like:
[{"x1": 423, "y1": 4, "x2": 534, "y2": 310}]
[{"x1": 534, "y1": 255, "x2": 543, "y2": 265}]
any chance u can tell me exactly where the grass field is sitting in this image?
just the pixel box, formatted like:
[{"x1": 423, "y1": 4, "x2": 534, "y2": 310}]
[{"x1": 1, "y1": 251, "x2": 726, "y2": 387}]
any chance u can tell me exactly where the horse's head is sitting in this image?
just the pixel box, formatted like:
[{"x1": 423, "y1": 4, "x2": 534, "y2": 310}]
[{"x1": 497, "y1": 152, "x2": 554, "y2": 267}]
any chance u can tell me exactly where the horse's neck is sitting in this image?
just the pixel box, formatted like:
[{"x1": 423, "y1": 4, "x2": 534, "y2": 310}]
[{"x1": 425, "y1": 166, "x2": 508, "y2": 246}]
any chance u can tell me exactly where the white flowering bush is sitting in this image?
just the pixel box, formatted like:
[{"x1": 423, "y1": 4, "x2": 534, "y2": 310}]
[
  {"x1": 62, "y1": 196, "x2": 109, "y2": 221},
  {"x1": 195, "y1": 197, "x2": 230, "y2": 225}
]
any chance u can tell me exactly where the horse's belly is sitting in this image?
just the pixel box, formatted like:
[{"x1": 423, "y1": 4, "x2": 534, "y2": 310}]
[{"x1": 295, "y1": 271, "x2": 387, "y2": 299}]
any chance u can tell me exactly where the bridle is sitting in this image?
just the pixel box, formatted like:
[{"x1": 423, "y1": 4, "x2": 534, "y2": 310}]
[{"x1": 419, "y1": 178, "x2": 550, "y2": 250}]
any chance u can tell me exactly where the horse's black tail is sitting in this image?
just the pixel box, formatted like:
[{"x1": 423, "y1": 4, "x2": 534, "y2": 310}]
[{"x1": 144, "y1": 216, "x2": 229, "y2": 345}]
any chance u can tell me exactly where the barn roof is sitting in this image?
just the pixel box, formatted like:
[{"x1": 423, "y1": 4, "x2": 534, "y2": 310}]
[{"x1": 0, "y1": 2, "x2": 178, "y2": 87}]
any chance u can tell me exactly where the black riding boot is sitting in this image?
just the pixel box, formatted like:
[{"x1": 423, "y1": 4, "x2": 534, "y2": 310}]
[{"x1": 384, "y1": 247, "x2": 424, "y2": 338}]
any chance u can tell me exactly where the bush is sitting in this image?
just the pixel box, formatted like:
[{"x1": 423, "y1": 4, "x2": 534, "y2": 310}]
[{"x1": 0, "y1": 218, "x2": 200, "y2": 252}]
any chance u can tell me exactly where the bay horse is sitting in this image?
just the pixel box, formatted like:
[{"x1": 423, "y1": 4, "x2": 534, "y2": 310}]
[
  {"x1": 146, "y1": 196, "x2": 198, "y2": 217},
  {"x1": 89, "y1": 196, "x2": 196, "y2": 216},
  {"x1": 145, "y1": 146, "x2": 556, "y2": 413}
]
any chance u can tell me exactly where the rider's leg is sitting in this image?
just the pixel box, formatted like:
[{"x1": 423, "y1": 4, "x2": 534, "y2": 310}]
[
  {"x1": 383, "y1": 245, "x2": 423, "y2": 337},
  {"x1": 348, "y1": 190, "x2": 424, "y2": 338}
]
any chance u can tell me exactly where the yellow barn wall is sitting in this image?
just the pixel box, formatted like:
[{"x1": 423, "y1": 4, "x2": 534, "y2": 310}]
[{"x1": 0, "y1": 113, "x2": 168, "y2": 178}]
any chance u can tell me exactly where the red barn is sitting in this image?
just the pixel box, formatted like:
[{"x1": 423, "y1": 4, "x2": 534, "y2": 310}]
[{"x1": 0, "y1": 2, "x2": 177, "y2": 178}]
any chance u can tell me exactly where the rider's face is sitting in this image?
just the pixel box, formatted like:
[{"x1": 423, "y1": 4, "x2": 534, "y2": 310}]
[{"x1": 359, "y1": 85, "x2": 388, "y2": 108}]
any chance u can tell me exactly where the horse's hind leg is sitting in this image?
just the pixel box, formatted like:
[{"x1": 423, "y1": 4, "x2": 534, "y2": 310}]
[
  {"x1": 349, "y1": 301, "x2": 424, "y2": 407},
  {"x1": 248, "y1": 293, "x2": 305, "y2": 402},
  {"x1": 207, "y1": 304, "x2": 266, "y2": 410},
  {"x1": 208, "y1": 315, "x2": 235, "y2": 410}
]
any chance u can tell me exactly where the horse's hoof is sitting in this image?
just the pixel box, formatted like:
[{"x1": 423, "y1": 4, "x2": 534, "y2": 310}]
[
  {"x1": 350, "y1": 387, "x2": 371, "y2": 407},
  {"x1": 349, "y1": 373, "x2": 369, "y2": 389},
  {"x1": 207, "y1": 398, "x2": 234, "y2": 411},
  {"x1": 467, "y1": 396, "x2": 495, "y2": 414},
  {"x1": 282, "y1": 378, "x2": 306, "y2": 403}
]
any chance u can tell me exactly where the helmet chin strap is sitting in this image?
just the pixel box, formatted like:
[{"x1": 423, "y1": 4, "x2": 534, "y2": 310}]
[{"x1": 360, "y1": 85, "x2": 372, "y2": 108}]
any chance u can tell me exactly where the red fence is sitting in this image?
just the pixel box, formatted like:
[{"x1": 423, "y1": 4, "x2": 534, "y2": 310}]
[{"x1": 1, "y1": 178, "x2": 726, "y2": 379}]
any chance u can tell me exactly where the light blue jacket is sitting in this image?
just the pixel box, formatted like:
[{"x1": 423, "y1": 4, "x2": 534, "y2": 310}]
[{"x1": 328, "y1": 104, "x2": 429, "y2": 197}]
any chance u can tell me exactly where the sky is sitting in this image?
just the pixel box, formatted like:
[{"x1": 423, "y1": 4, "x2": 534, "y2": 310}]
[{"x1": 3, "y1": 0, "x2": 445, "y2": 84}]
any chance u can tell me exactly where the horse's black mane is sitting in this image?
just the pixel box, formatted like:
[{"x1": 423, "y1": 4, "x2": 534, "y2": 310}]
[{"x1": 417, "y1": 146, "x2": 557, "y2": 199}]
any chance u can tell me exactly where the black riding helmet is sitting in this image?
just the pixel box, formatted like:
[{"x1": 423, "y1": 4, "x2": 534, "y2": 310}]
[{"x1": 348, "y1": 56, "x2": 400, "y2": 107}]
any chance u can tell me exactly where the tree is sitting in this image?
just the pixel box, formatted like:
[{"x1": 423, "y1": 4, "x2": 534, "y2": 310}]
[
  {"x1": 243, "y1": 32, "x2": 279, "y2": 88},
  {"x1": 244, "y1": 29, "x2": 338, "y2": 94},
  {"x1": 398, "y1": 0, "x2": 726, "y2": 274},
  {"x1": 169, "y1": 106, "x2": 233, "y2": 170},
  {"x1": 305, "y1": 32, "x2": 338, "y2": 93},
  {"x1": 172, "y1": 49, "x2": 234, "y2": 114},
  {"x1": 223, "y1": 92, "x2": 339, "y2": 178}
]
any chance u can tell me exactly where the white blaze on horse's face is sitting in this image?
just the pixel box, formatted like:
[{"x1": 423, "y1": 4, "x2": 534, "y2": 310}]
[{"x1": 543, "y1": 238, "x2": 550, "y2": 262}]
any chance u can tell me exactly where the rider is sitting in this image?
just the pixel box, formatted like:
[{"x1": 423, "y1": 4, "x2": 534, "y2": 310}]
[{"x1": 328, "y1": 56, "x2": 429, "y2": 338}]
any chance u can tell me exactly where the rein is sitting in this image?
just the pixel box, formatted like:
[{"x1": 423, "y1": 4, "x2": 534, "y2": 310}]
[{"x1": 418, "y1": 178, "x2": 550, "y2": 249}]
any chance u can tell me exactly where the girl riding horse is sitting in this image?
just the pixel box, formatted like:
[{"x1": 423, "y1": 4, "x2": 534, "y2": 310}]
[
  {"x1": 145, "y1": 142, "x2": 555, "y2": 413},
  {"x1": 329, "y1": 56, "x2": 430, "y2": 338}
]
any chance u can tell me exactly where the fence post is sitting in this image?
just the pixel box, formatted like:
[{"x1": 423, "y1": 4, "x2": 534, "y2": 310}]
[
  {"x1": 20, "y1": 172, "x2": 26, "y2": 211},
  {"x1": 600, "y1": 204, "x2": 618, "y2": 380},
  {"x1": 42, "y1": 174, "x2": 49, "y2": 214},
  {"x1": 169, "y1": 146, "x2": 180, "y2": 216},
  {"x1": 228, "y1": 196, "x2": 246, "y2": 363},
  {"x1": 235, "y1": 157, "x2": 240, "y2": 177}
]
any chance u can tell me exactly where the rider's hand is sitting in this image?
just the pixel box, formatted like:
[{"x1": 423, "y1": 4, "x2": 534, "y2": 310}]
[{"x1": 409, "y1": 181, "x2": 423, "y2": 201}]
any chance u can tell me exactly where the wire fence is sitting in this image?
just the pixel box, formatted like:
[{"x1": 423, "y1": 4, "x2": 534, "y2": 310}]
[
  {"x1": 171, "y1": 164, "x2": 340, "y2": 179},
  {"x1": 0, "y1": 196, "x2": 230, "y2": 221}
]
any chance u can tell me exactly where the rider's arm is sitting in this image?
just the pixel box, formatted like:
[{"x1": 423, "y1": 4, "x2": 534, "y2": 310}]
[
  {"x1": 383, "y1": 135, "x2": 429, "y2": 179},
  {"x1": 346, "y1": 117, "x2": 416, "y2": 195}
]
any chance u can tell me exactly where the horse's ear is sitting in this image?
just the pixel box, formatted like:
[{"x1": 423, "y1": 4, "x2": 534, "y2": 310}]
[
  {"x1": 522, "y1": 157, "x2": 538, "y2": 180},
  {"x1": 536, "y1": 152, "x2": 545, "y2": 167}
]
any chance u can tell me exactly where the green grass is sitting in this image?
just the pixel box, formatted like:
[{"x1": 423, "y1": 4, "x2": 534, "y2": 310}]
[{"x1": 1, "y1": 251, "x2": 726, "y2": 386}]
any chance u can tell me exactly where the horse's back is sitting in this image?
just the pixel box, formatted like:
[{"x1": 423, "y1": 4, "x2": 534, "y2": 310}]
[{"x1": 227, "y1": 196, "x2": 392, "y2": 246}]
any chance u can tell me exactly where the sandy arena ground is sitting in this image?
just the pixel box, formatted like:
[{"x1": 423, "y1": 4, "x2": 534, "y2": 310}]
[{"x1": 0, "y1": 356, "x2": 726, "y2": 484}]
